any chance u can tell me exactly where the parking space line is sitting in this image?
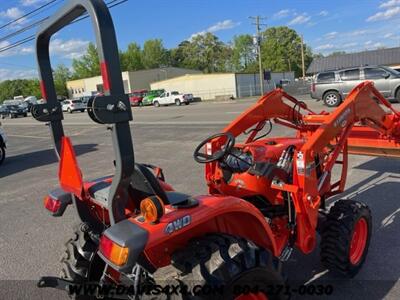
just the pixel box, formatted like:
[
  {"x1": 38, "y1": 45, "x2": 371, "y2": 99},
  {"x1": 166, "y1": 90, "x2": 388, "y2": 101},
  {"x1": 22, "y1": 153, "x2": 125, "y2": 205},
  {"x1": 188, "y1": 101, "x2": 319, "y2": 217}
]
[{"x1": 7, "y1": 134, "x2": 48, "y2": 139}]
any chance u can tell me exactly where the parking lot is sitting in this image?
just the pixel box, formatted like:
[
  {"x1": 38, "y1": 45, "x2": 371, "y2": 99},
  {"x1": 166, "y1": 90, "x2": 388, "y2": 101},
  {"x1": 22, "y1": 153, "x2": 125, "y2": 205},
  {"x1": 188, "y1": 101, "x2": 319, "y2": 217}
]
[{"x1": 1, "y1": 97, "x2": 400, "y2": 299}]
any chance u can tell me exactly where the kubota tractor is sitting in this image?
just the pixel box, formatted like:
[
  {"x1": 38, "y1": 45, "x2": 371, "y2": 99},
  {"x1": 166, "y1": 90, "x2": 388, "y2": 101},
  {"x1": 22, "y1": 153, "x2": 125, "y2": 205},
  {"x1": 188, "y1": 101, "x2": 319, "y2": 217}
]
[{"x1": 33, "y1": 1, "x2": 400, "y2": 299}]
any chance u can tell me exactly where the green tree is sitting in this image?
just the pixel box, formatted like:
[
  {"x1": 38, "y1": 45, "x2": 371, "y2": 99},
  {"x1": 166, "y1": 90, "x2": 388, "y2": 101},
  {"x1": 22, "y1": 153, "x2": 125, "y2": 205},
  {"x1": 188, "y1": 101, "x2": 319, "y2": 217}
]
[
  {"x1": 53, "y1": 64, "x2": 71, "y2": 97},
  {"x1": 177, "y1": 33, "x2": 231, "y2": 73},
  {"x1": 72, "y1": 43, "x2": 100, "y2": 79},
  {"x1": 0, "y1": 79, "x2": 41, "y2": 102},
  {"x1": 120, "y1": 42, "x2": 143, "y2": 71},
  {"x1": 141, "y1": 39, "x2": 168, "y2": 69},
  {"x1": 260, "y1": 26, "x2": 312, "y2": 77},
  {"x1": 231, "y1": 34, "x2": 256, "y2": 72}
]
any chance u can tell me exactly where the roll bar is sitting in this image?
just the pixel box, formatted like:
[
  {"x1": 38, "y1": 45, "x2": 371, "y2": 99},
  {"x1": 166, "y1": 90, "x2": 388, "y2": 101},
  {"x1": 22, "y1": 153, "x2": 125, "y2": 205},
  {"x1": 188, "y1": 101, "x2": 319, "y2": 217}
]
[{"x1": 32, "y1": 0, "x2": 135, "y2": 225}]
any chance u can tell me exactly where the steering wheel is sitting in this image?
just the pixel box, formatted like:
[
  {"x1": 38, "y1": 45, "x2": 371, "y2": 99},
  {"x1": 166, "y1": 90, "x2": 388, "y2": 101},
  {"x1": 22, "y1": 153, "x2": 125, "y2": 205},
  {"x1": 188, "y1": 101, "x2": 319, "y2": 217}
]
[{"x1": 194, "y1": 132, "x2": 235, "y2": 163}]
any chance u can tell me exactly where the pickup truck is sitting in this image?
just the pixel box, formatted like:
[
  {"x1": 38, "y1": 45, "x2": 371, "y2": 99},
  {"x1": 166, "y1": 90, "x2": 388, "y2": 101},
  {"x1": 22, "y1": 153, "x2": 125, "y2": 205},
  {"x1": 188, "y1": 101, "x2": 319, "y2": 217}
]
[{"x1": 152, "y1": 91, "x2": 193, "y2": 107}]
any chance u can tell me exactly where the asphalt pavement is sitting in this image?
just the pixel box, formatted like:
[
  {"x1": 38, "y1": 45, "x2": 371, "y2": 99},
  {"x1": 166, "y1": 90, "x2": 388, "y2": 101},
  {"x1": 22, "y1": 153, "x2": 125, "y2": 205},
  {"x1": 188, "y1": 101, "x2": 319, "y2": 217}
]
[{"x1": 0, "y1": 96, "x2": 399, "y2": 299}]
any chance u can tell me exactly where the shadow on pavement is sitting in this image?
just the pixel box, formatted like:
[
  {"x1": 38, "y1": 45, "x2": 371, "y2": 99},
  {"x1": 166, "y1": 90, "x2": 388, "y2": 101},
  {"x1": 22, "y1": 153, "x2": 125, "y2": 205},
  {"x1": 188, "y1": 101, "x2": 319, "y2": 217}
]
[
  {"x1": 0, "y1": 144, "x2": 97, "y2": 179},
  {"x1": 285, "y1": 157, "x2": 400, "y2": 299}
]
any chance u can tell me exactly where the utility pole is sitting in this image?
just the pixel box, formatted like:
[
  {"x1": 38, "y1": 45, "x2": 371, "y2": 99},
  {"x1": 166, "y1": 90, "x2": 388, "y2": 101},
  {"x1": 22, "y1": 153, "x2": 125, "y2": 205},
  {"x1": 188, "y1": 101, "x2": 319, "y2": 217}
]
[
  {"x1": 250, "y1": 16, "x2": 267, "y2": 95},
  {"x1": 300, "y1": 35, "x2": 305, "y2": 79}
]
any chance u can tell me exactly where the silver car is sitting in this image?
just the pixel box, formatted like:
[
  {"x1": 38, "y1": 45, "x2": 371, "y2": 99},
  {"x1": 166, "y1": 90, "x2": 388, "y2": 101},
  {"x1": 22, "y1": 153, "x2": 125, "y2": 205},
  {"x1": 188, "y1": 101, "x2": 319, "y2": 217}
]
[{"x1": 310, "y1": 66, "x2": 400, "y2": 107}]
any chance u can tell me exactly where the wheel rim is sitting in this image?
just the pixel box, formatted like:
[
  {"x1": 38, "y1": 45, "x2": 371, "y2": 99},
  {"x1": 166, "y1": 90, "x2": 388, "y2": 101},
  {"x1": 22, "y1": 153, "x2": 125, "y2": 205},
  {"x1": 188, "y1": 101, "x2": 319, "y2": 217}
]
[
  {"x1": 349, "y1": 217, "x2": 368, "y2": 265},
  {"x1": 326, "y1": 94, "x2": 338, "y2": 105},
  {"x1": 235, "y1": 293, "x2": 269, "y2": 300}
]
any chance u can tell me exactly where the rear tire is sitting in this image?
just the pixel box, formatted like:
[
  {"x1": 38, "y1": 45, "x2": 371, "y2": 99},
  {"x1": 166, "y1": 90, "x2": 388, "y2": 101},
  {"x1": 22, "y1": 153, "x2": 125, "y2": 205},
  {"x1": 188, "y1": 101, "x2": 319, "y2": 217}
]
[
  {"x1": 323, "y1": 91, "x2": 341, "y2": 107},
  {"x1": 23, "y1": 113, "x2": 28, "y2": 117},
  {"x1": 185, "y1": 102, "x2": 190, "y2": 105},
  {"x1": 175, "y1": 99, "x2": 181, "y2": 106},
  {"x1": 320, "y1": 200, "x2": 372, "y2": 278},
  {"x1": 155, "y1": 234, "x2": 286, "y2": 300},
  {"x1": 60, "y1": 223, "x2": 106, "y2": 299},
  {"x1": 154, "y1": 101, "x2": 160, "y2": 107},
  {"x1": 0, "y1": 146, "x2": 5, "y2": 165}
]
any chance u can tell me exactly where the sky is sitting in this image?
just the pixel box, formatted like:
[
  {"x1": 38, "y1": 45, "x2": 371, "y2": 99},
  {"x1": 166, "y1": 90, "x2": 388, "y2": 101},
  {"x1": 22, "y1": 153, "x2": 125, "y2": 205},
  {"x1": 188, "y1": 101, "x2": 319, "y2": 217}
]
[{"x1": 0, "y1": 0, "x2": 400, "y2": 81}]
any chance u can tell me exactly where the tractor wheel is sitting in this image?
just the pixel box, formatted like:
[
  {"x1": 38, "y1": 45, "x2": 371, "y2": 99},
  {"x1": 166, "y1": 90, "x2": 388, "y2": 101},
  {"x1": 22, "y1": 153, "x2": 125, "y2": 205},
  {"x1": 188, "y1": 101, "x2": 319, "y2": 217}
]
[
  {"x1": 0, "y1": 146, "x2": 5, "y2": 165},
  {"x1": 155, "y1": 234, "x2": 286, "y2": 300},
  {"x1": 60, "y1": 223, "x2": 107, "y2": 299},
  {"x1": 320, "y1": 200, "x2": 372, "y2": 278}
]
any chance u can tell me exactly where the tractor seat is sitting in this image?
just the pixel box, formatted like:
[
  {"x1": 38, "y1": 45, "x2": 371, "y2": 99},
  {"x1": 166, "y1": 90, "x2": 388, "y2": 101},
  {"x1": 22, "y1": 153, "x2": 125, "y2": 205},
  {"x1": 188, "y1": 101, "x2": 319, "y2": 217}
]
[{"x1": 88, "y1": 164, "x2": 197, "y2": 207}]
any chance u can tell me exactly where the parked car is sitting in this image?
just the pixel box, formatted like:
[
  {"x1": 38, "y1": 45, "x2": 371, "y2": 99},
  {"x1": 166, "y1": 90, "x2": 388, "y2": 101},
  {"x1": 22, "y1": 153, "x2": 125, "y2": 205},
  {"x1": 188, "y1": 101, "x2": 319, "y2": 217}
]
[
  {"x1": 0, "y1": 104, "x2": 28, "y2": 118},
  {"x1": 152, "y1": 91, "x2": 193, "y2": 107},
  {"x1": 311, "y1": 65, "x2": 400, "y2": 107},
  {"x1": 0, "y1": 121, "x2": 7, "y2": 165},
  {"x1": 128, "y1": 89, "x2": 147, "y2": 106},
  {"x1": 62, "y1": 99, "x2": 86, "y2": 113},
  {"x1": 142, "y1": 89, "x2": 164, "y2": 106}
]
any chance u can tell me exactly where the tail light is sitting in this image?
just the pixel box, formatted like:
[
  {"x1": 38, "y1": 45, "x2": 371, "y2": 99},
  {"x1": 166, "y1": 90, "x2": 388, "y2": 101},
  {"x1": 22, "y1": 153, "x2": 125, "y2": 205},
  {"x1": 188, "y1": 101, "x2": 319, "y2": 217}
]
[
  {"x1": 311, "y1": 83, "x2": 316, "y2": 92},
  {"x1": 99, "y1": 235, "x2": 129, "y2": 266},
  {"x1": 43, "y1": 188, "x2": 72, "y2": 217}
]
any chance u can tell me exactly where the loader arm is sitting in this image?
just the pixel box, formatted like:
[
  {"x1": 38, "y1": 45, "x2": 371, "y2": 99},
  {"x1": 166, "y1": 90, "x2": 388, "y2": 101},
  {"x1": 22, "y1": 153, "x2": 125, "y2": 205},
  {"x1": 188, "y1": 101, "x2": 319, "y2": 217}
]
[
  {"x1": 222, "y1": 88, "x2": 315, "y2": 138},
  {"x1": 291, "y1": 81, "x2": 400, "y2": 254}
]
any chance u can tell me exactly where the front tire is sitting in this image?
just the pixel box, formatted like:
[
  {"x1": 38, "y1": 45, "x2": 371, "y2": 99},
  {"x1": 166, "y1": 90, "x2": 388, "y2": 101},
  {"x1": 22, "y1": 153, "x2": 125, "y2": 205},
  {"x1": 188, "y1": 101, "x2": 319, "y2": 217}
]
[
  {"x1": 320, "y1": 200, "x2": 372, "y2": 278},
  {"x1": 68, "y1": 108, "x2": 72, "y2": 114},
  {"x1": 323, "y1": 91, "x2": 341, "y2": 107},
  {"x1": 0, "y1": 146, "x2": 5, "y2": 165},
  {"x1": 175, "y1": 99, "x2": 181, "y2": 106},
  {"x1": 155, "y1": 234, "x2": 286, "y2": 300}
]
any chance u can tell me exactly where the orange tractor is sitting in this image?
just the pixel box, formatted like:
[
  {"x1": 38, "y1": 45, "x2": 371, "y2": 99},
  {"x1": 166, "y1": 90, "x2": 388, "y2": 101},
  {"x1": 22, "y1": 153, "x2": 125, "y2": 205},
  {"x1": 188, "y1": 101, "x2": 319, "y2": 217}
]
[{"x1": 34, "y1": 1, "x2": 400, "y2": 299}]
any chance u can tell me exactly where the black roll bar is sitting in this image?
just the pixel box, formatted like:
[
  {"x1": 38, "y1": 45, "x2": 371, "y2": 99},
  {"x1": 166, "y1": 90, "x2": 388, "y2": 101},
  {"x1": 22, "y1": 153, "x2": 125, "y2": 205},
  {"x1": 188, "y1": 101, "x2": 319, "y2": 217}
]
[{"x1": 33, "y1": 0, "x2": 134, "y2": 225}]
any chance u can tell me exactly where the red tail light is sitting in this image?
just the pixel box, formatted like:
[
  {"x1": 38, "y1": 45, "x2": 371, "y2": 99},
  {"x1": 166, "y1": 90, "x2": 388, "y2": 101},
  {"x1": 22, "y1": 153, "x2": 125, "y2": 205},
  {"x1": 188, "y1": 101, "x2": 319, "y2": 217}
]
[
  {"x1": 42, "y1": 188, "x2": 73, "y2": 217},
  {"x1": 311, "y1": 83, "x2": 316, "y2": 92},
  {"x1": 44, "y1": 196, "x2": 61, "y2": 213}
]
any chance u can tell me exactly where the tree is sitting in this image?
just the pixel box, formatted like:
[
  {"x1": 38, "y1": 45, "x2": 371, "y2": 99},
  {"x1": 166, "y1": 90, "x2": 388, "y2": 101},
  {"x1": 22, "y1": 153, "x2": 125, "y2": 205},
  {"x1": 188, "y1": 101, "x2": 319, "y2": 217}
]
[
  {"x1": 231, "y1": 34, "x2": 256, "y2": 72},
  {"x1": 72, "y1": 43, "x2": 100, "y2": 79},
  {"x1": 141, "y1": 39, "x2": 168, "y2": 69},
  {"x1": 120, "y1": 42, "x2": 143, "y2": 71},
  {"x1": 53, "y1": 64, "x2": 71, "y2": 97},
  {"x1": 176, "y1": 33, "x2": 231, "y2": 73},
  {"x1": 0, "y1": 79, "x2": 41, "y2": 102},
  {"x1": 260, "y1": 26, "x2": 313, "y2": 77}
]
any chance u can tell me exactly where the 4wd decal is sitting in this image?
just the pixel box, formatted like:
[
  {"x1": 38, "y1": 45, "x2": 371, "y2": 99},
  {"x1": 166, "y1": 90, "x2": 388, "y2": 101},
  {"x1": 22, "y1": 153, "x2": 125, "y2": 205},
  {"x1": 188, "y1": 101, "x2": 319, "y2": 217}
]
[{"x1": 165, "y1": 215, "x2": 192, "y2": 235}]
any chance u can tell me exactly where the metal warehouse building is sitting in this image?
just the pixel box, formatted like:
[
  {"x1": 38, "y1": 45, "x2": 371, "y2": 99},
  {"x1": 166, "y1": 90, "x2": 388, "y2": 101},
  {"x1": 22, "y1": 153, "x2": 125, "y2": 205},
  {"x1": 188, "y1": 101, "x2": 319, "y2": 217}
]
[
  {"x1": 150, "y1": 72, "x2": 294, "y2": 100},
  {"x1": 66, "y1": 67, "x2": 201, "y2": 98},
  {"x1": 307, "y1": 46, "x2": 400, "y2": 74}
]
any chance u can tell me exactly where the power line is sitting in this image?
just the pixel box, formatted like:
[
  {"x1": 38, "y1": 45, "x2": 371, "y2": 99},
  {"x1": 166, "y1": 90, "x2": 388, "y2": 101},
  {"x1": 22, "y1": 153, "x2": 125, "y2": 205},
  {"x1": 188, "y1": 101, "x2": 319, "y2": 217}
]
[
  {"x1": 0, "y1": 18, "x2": 48, "y2": 43},
  {"x1": 0, "y1": 0, "x2": 129, "y2": 55},
  {"x1": 0, "y1": 0, "x2": 61, "y2": 31}
]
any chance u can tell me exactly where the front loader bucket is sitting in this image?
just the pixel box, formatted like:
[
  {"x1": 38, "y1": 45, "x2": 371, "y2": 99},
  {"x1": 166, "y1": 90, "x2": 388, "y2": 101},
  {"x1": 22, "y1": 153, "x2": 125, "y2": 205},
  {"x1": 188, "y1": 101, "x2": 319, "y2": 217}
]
[{"x1": 347, "y1": 127, "x2": 400, "y2": 158}]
